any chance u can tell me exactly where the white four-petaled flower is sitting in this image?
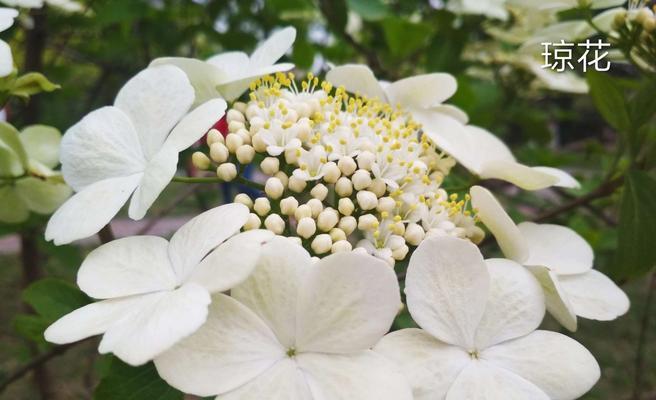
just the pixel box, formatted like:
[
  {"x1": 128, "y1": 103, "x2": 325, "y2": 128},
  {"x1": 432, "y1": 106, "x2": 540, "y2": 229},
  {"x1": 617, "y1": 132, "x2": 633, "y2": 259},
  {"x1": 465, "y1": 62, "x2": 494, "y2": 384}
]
[{"x1": 0, "y1": 7, "x2": 18, "y2": 77}]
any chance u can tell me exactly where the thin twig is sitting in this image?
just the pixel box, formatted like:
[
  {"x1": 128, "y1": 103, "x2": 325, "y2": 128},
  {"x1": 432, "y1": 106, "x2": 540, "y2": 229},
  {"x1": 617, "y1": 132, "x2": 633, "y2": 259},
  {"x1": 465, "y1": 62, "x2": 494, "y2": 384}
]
[
  {"x1": 97, "y1": 224, "x2": 115, "y2": 244},
  {"x1": 633, "y1": 271, "x2": 656, "y2": 400}
]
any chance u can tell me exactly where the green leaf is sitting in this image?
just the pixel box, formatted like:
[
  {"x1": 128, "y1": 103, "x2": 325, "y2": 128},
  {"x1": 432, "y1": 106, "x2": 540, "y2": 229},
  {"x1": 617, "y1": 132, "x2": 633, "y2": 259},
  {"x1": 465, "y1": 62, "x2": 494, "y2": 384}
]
[
  {"x1": 382, "y1": 17, "x2": 433, "y2": 59},
  {"x1": 22, "y1": 278, "x2": 91, "y2": 322},
  {"x1": 13, "y1": 314, "x2": 49, "y2": 343},
  {"x1": 346, "y1": 0, "x2": 389, "y2": 21},
  {"x1": 94, "y1": 358, "x2": 184, "y2": 400},
  {"x1": 0, "y1": 122, "x2": 28, "y2": 176},
  {"x1": 628, "y1": 79, "x2": 656, "y2": 131},
  {"x1": 10, "y1": 72, "x2": 60, "y2": 98},
  {"x1": 586, "y1": 71, "x2": 630, "y2": 133},
  {"x1": 615, "y1": 170, "x2": 656, "y2": 279}
]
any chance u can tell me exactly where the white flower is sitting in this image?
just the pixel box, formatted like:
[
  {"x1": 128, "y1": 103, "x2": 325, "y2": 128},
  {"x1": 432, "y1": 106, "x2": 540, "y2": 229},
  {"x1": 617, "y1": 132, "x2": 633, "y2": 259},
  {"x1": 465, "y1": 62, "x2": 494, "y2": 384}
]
[
  {"x1": 447, "y1": 0, "x2": 509, "y2": 20},
  {"x1": 151, "y1": 27, "x2": 296, "y2": 103},
  {"x1": 45, "y1": 65, "x2": 227, "y2": 245},
  {"x1": 1, "y1": 0, "x2": 83, "y2": 12},
  {"x1": 0, "y1": 7, "x2": 17, "y2": 77},
  {"x1": 518, "y1": 0, "x2": 626, "y2": 12},
  {"x1": 375, "y1": 235, "x2": 601, "y2": 400},
  {"x1": 45, "y1": 204, "x2": 274, "y2": 366},
  {"x1": 470, "y1": 185, "x2": 630, "y2": 331},
  {"x1": 293, "y1": 146, "x2": 329, "y2": 181},
  {"x1": 154, "y1": 237, "x2": 412, "y2": 400}
]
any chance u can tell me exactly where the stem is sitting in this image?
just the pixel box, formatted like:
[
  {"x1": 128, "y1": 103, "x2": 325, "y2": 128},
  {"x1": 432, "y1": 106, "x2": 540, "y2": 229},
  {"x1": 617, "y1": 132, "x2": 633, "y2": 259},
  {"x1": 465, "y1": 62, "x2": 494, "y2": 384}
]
[
  {"x1": 632, "y1": 271, "x2": 656, "y2": 400},
  {"x1": 97, "y1": 224, "x2": 114, "y2": 244}
]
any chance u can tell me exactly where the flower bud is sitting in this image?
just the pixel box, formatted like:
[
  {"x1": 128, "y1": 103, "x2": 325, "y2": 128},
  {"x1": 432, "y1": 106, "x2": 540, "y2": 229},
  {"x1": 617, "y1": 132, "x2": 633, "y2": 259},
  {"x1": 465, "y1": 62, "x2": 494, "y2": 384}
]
[
  {"x1": 243, "y1": 213, "x2": 261, "y2": 230},
  {"x1": 280, "y1": 196, "x2": 299, "y2": 216},
  {"x1": 377, "y1": 197, "x2": 396, "y2": 213},
  {"x1": 329, "y1": 227, "x2": 346, "y2": 242},
  {"x1": 227, "y1": 109, "x2": 245, "y2": 124},
  {"x1": 311, "y1": 183, "x2": 328, "y2": 201},
  {"x1": 356, "y1": 190, "x2": 378, "y2": 210},
  {"x1": 217, "y1": 163, "x2": 237, "y2": 181},
  {"x1": 228, "y1": 120, "x2": 245, "y2": 133},
  {"x1": 233, "y1": 101, "x2": 247, "y2": 114},
  {"x1": 206, "y1": 129, "x2": 224, "y2": 145},
  {"x1": 636, "y1": 7, "x2": 653, "y2": 25},
  {"x1": 295, "y1": 204, "x2": 312, "y2": 220},
  {"x1": 264, "y1": 214, "x2": 285, "y2": 234},
  {"x1": 288, "y1": 175, "x2": 307, "y2": 193},
  {"x1": 307, "y1": 198, "x2": 323, "y2": 217},
  {"x1": 236, "y1": 128, "x2": 251, "y2": 145},
  {"x1": 225, "y1": 133, "x2": 243, "y2": 153},
  {"x1": 254, "y1": 197, "x2": 271, "y2": 216},
  {"x1": 338, "y1": 198, "x2": 355, "y2": 216},
  {"x1": 358, "y1": 214, "x2": 379, "y2": 231},
  {"x1": 352, "y1": 169, "x2": 372, "y2": 190},
  {"x1": 274, "y1": 171, "x2": 289, "y2": 187},
  {"x1": 357, "y1": 151, "x2": 375, "y2": 170},
  {"x1": 643, "y1": 15, "x2": 656, "y2": 31},
  {"x1": 392, "y1": 244, "x2": 409, "y2": 261},
  {"x1": 311, "y1": 234, "x2": 332, "y2": 254},
  {"x1": 339, "y1": 216, "x2": 357, "y2": 235},
  {"x1": 284, "y1": 147, "x2": 300, "y2": 164},
  {"x1": 209, "y1": 142, "x2": 229, "y2": 163},
  {"x1": 323, "y1": 162, "x2": 341, "y2": 183},
  {"x1": 338, "y1": 157, "x2": 357, "y2": 176},
  {"x1": 192, "y1": 151, "x2": 211, "y2": 170},
  {"x1": 252, "y1": 133, "x2": 267, "y2": 152},
  {"x1": 234, "y1": 193, "x2": 253, "y2": 209},
  {"x1": 331, "y1": 240, "x2": 352, "y2": 253},
  {"x1": 317, "y1": 209, "x2": 339, "y2": 231},
  {"x1": 335, "y1": 177, "x2": 353, "y2": 197},
  {"x1": 369, "y1": 178, "x2": 387, "y2": 197},
  {"x1": 265, "y1": 177, "x2": 284, "y2": 199},
  {"x1": 236, "y1": 145, "x2": 255, "y2": 164},
  {"x1": 404, "y1": 223, "x2": 425, "y2": 246},
  {"x1": 297, "y1": 217, "x2": 317, "y2": 239},
  {"x1": 261, "y1": 157, "x2": 280, "y2": 175}
]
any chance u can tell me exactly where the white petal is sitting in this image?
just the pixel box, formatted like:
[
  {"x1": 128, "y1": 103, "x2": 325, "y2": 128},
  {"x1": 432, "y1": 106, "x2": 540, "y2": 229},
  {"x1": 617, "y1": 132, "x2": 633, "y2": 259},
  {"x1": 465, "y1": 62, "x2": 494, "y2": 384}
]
[
  {"x1": 231, "y1": 237, "x2": 312, "y2": 348},
  {"x1": 44, "y1": 296, "x2": 143, "y2": 344},
  {"x1": 374, "y1": 329, "x2": 470, "y2": 400},
  {"x1": 167, "y1": 203, "x2": 249, "y2": 283},
  {"x1": 77, "y1": 236, "x2": 176, "y2": 299},
  {"x1": 519, "y1": 222, "x2": 593, "y2": 275},
  {"x1": 127, "y1": 144, "x2": 178, "y2": 220},
  {"x1": 150, "y1": 57, "x2": 226, "y2": 104},
  {"x1": 45, "y1": 174, "x2": 142, "y2": 245},
  {"x1": 532, "y1": 166, "x2": 580, "y2": 188},
  {"x1": 446, "y1": 361, "x2": 549, "y2": 400},
  {"x1": 386, "y1": 73, "x2": 457, "y2": 108},
  {"x1": 165, "y1": 98, "x2": 227, "y2": 152},
  {"x1": 0, "y1": 186, "x2": 29, "y2": 223},
  {"x1": 414, "y1": 110, "x2": 479, "y2": 171},
  {"x1": 462, "y1": 125, "x2": 515, "y2": 167},
  {"x1": 326, "y1": 64, "x2": 387, "y2": 101},
  {"x1": 526, "y1": 265, "x2": 578, "y2": 331},
  {"x1": 469, "y1": 185, "x2": 529, "y2": 263},
  {"x1": 98, "y1": 283, "x2": 211, "y2": 366},
  {"x1": 298, "y1": 351, "x2": 413, "y2": 400},
  {"x1": 19, "y1": 125, "x2": 61, "y2": 168},
  {"x1": 479, "y1": 160, "x2": 560, "y2": 190},
  {"x1": 249, "y1": 26, "x2": 296, "y2": 69},
  {"x1": 559, "y1": 269, "x2": 630, "y2": 321},
  {"x1": 431, "y1": 104, "x2": 469, "y2": 124},
  {"x1": 0, "y1": 40, "x2": 12, "y2": 77},
  {"x1": 295, "y1": 252, "x2": 400, "y2": 353},
  {"x1": 188, "y1": 230, "x2": 274, "y2": 293},
  {"x1": 405, "y1": 235, "x2": 489, "y2": 349},
  {"x1": 207, "y1": 51, "x2": 251, "y2": 78},
  {"x1": 155, "y1": 293, "x2": 285, "y2": 397},
  {"x1": 14, "y1": 177, "x2": 71, "y2": 214},
  {"x1": 218, "y1": 359, "x2": 312, "y2": 400},
  {"x1": 484, "y1": 330, "x2": 600, "y2": 400},
  {"x1": 474, "y1": 259, "x2": 545, "y2": 349},
  {"x1": 114, "y1": 65, "x2": 194, "y2": 159},
  {"x1": 217, "y1": 63, "x2": 295, "y2": 101},
  {"x1": 0, "y1": 8, "x2": 18, "y2": 32},
  {"x1": 60, "y1": 106, "x2": 145, "y2": 192}
]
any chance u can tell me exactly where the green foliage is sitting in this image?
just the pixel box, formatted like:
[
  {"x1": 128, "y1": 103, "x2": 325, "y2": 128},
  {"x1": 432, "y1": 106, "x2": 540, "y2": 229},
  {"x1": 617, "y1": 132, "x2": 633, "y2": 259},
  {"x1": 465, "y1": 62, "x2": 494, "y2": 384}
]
[
  {"x1": 382, "y1": 17, "x2": 433, "y2": 59},
  {"x1": 346, "y1": 0, "x2": 389, "y2": 21},
  {"x1": 22, "y1": 278, "x2": 90, "y2": 322},
  {"x1": 586, "y1": 71, "x2": 631, "y2": 134},
  {"x1": 94, "y1": 358, "x2": 183, "y2": 400}
]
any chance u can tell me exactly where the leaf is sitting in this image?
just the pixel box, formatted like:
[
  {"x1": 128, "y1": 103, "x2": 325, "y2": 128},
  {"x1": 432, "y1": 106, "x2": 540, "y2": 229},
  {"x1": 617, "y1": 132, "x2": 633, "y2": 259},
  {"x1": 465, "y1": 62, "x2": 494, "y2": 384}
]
[
  {"x1": 94, "y1": 358, "x2": 184, "y2": 400},
  {"x1": 615, "y1": 170, "x2": 656, "y2": 279},
  {"x1": 586, "y1": 70, "x2": 630, "y2": 133},
  {"x1": 382, "y1": 17, "x2": 433, "y2": 59},
  {"x1": 13, "y1": 314, "x2": 50, "y2": 343},
  {"x1": 22, "y1": 278, "x2": 91, "y2": 322},
  {"x1": 346, "y1": 0, "x2": 389, "y2": 21},
  {"x1": 628, "y1": 79, "x2": 656, "y2": 130},
  {"x1": 10, "y1": 72, "x2": 60, "y2": 98}
]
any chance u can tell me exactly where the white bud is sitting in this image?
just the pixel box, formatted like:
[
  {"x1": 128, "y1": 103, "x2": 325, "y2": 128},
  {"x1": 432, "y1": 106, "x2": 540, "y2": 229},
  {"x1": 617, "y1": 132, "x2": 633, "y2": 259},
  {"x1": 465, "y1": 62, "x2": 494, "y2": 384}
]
[
  {"x1": 209, "y1": 142, "x2": 229, "y2": 163},
  {"x1": 311, "y1": 184, "x2": 328, "y2": 201},
  {"x1": 295, "y1": 204, "x2": 312, "y2": 220},
  {"x1": 287, "y1": 236, "x2": 303, "y2": 246},
  {"x1": 307, "y1": 198, "x2": 323, "y2": 217},
  {"x1": 335, "y1": 177, "x2": 353, "y2": 197},
  {"x1": 358, "y1": 214, "x2": 379, "y2": 231},
  {"x1": 338, "y1": 198, "x2": 355, "y2": 216},
  {"x1": 311, "y1": 234, "x2": 332, "y2": 254},
  {"x1": 357, "y1": 190, "x2": 378, "y2": 210},
  {"x1": 357, "y1": 151, "x2": 375, "y2": 170},
  {"x1": 369, "y1": 178, "x2": 387, "y2": 197},
  {"x1": 236, "y1": 128, "x2": 251, "y2": 145},
  {"x1": 404, "y1": 223, "x2": 425, "y2": 246},
  {"x1": 206, "y1": 129, "x2": 223, "y2": 145},
  {"x1": 225, "y1": 133, "x2": 243, "y2": 153},
  {"x1": 283, "y1": 148, "x2": 299, "y2": 164},
  {"x1": 636, "y1": 7, "x2": 653, "y2": 25},
  {"x1": 243, "y1": 213, "x2": 261, "y2": 230},
  {"x1": 288, "y1": 175, "x2": 307, "y2": 193},
  {"x1": 274, "y1": 171, "x2": 289, "y2": 187},
  {"x1": 392, "y1": 221, "x2": 405, "y2": 236},
  {"x1": 192, "y1": 151, "x2": 211, "y2": 170},
  {"x1": 264, "y1": 214, "x2": 285, "y2": 234},
  {"x1": 265, "y1": 177, "x2": 284, "y2": 199},
  {"x1": 260, "y1": 157, "x2": 280, "y2": 175},
  {"x1": 253, "y1": 197, "x2": 271, "y2": 216},
  {"x1": 323, "y1": 162, "x2": 341, "y2": 183},
  {"x1": 280, "y1": 196, "x2": 299, "y2": 216},
  {"x1": 331, "y1": 240, "x2": 352, "y2": 253},
  {"x1": 251, "y1": 133, "x2": 267, "y2": 152},
  {"x1": 228, "y1": 120, "x2": 245, "y2": 133},
  {"x1": 352, "y1": 169, "x2": 372, "y2": 190},
  {"x1": 227, "y1": 109, "x2": 245, "y2": 124},
  {"x1": 329, "y1": 227, "x2": 346, "y2": 242},
  {"x1": 392, "y1": 244, "x2": 409, "y2": 261},
  {"x1": 317, "y1": 209, "x2": 339, "y2": 231},
  {"x1": 234, "y1": 193, "x2": 253, "y2": 209},
  {"x1": 643, "y1": 15, "x2": 656, "y2": 31},
  {"x1": 377, "y1": 197, "x2": 396, "y2": 213},
  {"x1": 339, "y1": 216, "x2": 357, "y2": 235},
  {"x1": 297, "y1": 217, "x2": 317, "y2": 239},
  {"x1": 236, "y1": 145, "x2": 255, "y2": 164},
  {"x1": 217, "y1": 163, "x2": 237, "y2": 181},
  {"x1": 338, "y1": 157, "x2": 357, "y2": 176}
]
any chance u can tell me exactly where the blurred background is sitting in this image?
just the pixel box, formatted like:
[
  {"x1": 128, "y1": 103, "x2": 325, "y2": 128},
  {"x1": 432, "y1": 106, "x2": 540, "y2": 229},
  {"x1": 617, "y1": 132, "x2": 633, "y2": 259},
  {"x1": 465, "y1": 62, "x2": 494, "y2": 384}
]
[{"x1": 0, "y1": 0, "x2": 654, "y2": 399}]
